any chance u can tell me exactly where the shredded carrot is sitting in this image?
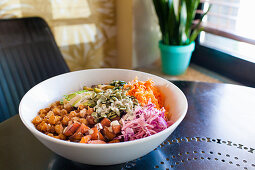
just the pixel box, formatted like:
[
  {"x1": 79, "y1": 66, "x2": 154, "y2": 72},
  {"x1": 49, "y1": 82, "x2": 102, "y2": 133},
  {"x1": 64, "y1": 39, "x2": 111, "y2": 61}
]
[{"x1": 125, "y1": 79, "x2": 163, "y2": 109}]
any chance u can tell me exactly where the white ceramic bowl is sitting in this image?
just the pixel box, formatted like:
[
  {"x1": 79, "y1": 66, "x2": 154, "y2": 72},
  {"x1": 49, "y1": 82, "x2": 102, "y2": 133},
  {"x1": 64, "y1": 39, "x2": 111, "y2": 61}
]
[{"x1": 19, "y1": 69, "x2": 188, "y2": 165}]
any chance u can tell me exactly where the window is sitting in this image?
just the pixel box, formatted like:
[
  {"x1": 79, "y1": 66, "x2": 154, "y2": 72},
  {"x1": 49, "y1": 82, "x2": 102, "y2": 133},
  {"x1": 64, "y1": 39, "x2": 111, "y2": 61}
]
[{"x1": 191, "y1": 0, "x2": 255, "y2": 87}]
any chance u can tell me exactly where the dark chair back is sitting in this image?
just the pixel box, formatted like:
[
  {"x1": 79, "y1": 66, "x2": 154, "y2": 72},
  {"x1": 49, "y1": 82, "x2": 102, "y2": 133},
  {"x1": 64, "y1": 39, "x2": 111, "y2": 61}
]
[{"x1": 0, "y1": 17, "x2": 69, "y2": 122}]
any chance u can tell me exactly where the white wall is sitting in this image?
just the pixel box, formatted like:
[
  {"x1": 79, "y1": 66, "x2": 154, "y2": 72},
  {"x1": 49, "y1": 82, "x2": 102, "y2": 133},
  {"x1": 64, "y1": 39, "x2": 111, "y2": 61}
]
[{"x1": 132, "y1": 0, "x2": 161, "y2": 68}]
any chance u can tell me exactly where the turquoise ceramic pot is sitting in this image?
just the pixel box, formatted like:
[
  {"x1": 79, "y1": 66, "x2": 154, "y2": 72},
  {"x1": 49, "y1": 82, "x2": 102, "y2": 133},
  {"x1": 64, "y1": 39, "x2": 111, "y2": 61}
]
[{"x1": 159, "y1": 41, "x2": 195, "y2": 75}]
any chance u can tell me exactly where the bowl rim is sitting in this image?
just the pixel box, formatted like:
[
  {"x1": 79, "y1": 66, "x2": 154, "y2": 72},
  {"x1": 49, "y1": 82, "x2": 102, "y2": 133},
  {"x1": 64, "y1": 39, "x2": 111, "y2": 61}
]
[{"x1": 19, "y1": 68, "x2": 188, "y2": 148}]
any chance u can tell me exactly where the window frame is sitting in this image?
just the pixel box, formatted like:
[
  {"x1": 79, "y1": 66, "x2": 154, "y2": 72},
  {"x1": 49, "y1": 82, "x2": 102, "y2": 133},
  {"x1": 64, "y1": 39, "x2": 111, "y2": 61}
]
[{"x1": 191, "y1": 39, "x2": 255, "y2": 87}]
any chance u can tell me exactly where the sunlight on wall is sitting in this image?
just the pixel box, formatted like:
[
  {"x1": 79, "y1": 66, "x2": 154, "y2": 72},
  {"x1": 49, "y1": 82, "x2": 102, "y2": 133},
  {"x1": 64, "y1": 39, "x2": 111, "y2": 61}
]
[
  {"x1": 51, "y1": 0, "x2": 91, "y2": 19},
  {"x1": 0, "y1": 0, "x2": 32, "y2": 18},
  {"x1": 54, "y1": 24, "x2": 97, "y2": 46}
]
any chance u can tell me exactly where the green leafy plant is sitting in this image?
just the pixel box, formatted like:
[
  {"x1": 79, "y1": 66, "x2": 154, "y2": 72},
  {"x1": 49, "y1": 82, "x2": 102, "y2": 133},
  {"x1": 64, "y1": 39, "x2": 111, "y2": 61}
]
[{"x1": 153, "y1": 0, "x2": 211, "y2": 45}]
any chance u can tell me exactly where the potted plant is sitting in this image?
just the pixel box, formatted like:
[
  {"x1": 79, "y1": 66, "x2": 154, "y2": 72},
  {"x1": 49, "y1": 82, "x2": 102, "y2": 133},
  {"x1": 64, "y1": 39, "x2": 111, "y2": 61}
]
[{"x1": 152, "y1": 0, "x2": 210, "y2": 75}]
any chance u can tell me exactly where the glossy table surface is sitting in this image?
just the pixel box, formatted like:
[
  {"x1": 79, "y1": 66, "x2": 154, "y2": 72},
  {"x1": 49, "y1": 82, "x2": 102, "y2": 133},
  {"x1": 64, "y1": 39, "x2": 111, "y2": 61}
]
[{"x1": 1, "y1": 81, "x2": 255, "y2": 170}]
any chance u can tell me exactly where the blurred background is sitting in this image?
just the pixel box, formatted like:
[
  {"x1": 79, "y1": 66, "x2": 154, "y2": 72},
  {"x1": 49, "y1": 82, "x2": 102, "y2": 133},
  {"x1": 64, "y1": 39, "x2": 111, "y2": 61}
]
[{"x1": 1, "y1": 0, "x2": 254, "y2": 86}]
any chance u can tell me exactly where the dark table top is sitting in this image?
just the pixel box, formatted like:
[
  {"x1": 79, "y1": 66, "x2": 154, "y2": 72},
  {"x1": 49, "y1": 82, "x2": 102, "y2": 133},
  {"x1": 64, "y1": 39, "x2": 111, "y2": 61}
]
[{"x1": 1, "y1": 81, "x2": 255, "y2": 170}]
